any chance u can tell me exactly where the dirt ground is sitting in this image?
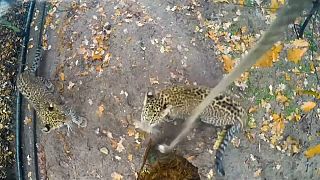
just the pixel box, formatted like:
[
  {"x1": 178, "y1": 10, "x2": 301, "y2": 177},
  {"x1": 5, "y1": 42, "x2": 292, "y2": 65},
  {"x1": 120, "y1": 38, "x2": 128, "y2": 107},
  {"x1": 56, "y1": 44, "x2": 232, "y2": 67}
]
[{"x1": 20, "y1": 0, "x2": 319, "y2": 179}]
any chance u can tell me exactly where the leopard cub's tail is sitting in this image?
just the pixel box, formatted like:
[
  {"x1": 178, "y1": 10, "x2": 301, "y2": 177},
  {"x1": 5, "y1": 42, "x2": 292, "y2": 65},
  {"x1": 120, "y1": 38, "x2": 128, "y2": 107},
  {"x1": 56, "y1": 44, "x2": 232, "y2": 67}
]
[{"x1": 214, "y1": 123, "x2": 241, "y2": 176}]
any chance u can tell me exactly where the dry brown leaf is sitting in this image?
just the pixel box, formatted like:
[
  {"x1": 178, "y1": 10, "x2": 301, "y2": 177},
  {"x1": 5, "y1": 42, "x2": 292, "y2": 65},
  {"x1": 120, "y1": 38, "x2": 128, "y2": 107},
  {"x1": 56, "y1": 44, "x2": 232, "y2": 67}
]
[
  {"x1": 127, "y1": 127, "x2": 135, "y2": 137},
  {"x1": 255, "y1": 43, "x2": 283, "y2": 68},
  {"x1": 208, "y1": 31, "x2": 217, "y2": 42},
  {"x1": 248, "y1": 106, "x2": 258, "y2": 113},
  {"x1": 128, "y1": 154, "x2": 133, "y2": 162},
  {"x1": 254, "y1": 168, "x2": 262, "y2": 177},
  {"x1": 59, "y1": 72, "x2": 65, "y2": 81},
  {"x1": 221, "y1": 55, "x2": 235, "y2": 73},
  {"x1": 300, "y1": 101, "x2": 316, "y2": 112},
  {"x1": 111, "y1": 172, "x2": 123, "y2": 180},
  {"x1": 284, "y1": 73, "x2": 291, "y2": 81},
  {"x1": 272, "y1": 114, "x2": 284, "y2": 135},
  {"x1": 24, "y1": 117, "x2": 32, "y2": 125},
  {"x1": 116, "y1": 137, "x2": 125, "y2": 153},
  {"x1": 97, "y1": 104, "x2": 105, "y2": 117},
  {"x1": 304, "y1": 144, "x2": 320, "y2": 159},
  {"x1": 149, "y1": 77, "x2": 159, "y2": 85},
  {"x1": 92, "y1": 53, "x2": 103, "y2": 61}
]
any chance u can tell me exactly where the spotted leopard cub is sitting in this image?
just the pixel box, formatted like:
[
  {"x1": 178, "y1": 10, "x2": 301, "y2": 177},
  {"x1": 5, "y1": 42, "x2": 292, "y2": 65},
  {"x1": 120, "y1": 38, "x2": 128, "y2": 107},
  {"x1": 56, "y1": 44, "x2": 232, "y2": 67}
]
[
  {"x1": 138, "y1": 85, "x2": 247, "y2": 176},
  {"x1": 16, "y1": 47, "x2": 87, "y2": 133}
]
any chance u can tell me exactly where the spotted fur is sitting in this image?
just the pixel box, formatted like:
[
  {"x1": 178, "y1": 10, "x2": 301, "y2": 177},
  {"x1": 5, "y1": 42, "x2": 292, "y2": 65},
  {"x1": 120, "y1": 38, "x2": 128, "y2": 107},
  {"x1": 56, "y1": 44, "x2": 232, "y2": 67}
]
[
  {"x1": 16, "y1": 46, "x2": 87, "y2": 133},
  {"x1": 140, "y1": 85, "x2": 246, "y2": 176}
]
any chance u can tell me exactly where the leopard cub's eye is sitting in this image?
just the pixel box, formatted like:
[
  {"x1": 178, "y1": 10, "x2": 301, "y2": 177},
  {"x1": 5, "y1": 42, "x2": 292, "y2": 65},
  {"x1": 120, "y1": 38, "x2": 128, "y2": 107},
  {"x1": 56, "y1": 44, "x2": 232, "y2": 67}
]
[{"x1": 48, "y1": 103, "x2": 54, "y2": 111}]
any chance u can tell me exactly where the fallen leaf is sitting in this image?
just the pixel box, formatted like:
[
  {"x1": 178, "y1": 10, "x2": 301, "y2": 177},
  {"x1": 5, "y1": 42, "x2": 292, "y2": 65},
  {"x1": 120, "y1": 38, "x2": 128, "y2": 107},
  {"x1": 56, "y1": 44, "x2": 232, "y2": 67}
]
[
  {"x1": 59, "y1": 72, "x2": 65, "y2": 81},
  {"x1": 92, "y1": 53, "x2": 103, "y2": 61},
  {"x1": 127, "y1": 127, "x2": 135, "y2": 136},
  {"x1": 254, "y1": 168, "x2": 262, "y2": 177},
  {"x1": 276, "y1": 93, "x2": 288, "y2": 103},
  {"x1": 304, "y1": 144, "x2": 320, "y2": 159},
  {"x1": 97, "y1": 104, "x2": 105, "y2": 117},
  {"x1": 111, "y1": 172, "x2": 123, "y2": 180},
  {"x1": 221, "y1": 55, "x2": 235, "y2": 73},
  {"x1": 24, "y1": 117, "x2": 32, "y2": 125},
  {"x1": 208, "y1": 31, "x2": 217, "y2": 42},
  {"x1": 186, "y1": 155, "x2": 196, "y2": 161},
  {"x1": 149, "y1": 77, "x2": 159, "y2": 85},
  {"x1": 270, "y1": 0, "x2": 285, "y2": 13},
  {"x1": 255, "y1": 43, "x2": 283, "y2": 68},
  {"x1": 100, "y1": 147, "x2": 109, "y2": 155},
  {"x1": 128, "y1": 154, "x2": 133, "y2": 161},
  {"x1": 300, "y1": 101, "x2": 316, "y2": 112},
  {"x1": 248, "y1": 106, "x2": 258, "y2": 113},
  {"x1": 287, "y1": 48, "x2": 308, "y2": 64},
  {"x1": 287, "y1": 39, "x2": 309, "y2": 64},
  {"x1": 116, "y1": 137, "x2": 125, "y2": 153},
  {"x1": 296, "y1": 89, "x2": 320, "y2": 99}
]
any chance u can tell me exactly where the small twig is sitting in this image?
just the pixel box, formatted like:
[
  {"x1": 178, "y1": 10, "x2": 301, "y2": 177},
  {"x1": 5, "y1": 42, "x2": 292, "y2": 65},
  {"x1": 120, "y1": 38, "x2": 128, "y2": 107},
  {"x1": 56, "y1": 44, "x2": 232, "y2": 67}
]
[{"x1": 297, "y1": 0, "x2": 320, "y2": 38}]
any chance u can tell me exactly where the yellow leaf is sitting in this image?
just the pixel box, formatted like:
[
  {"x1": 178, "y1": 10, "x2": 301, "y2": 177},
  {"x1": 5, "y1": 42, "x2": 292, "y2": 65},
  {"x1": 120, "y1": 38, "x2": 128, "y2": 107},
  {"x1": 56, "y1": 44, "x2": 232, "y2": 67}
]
[
  {"x1": 248, "y1": 106, "x2": 258, "y2": 113},
  {"x1": 270, "y1": 0, "x2": 285, "y2": 13},
  {"x1": 287, "y1": 48, "x2": 308, "y2": 64},
  {"x1": 59, "y1": 72, "x2": 65, "y2": 81},
  {"x1": 208, "y1": 31, "x2": 217, "y2": 42},
  {"x1": 284, "y1": 72, "x2": 291, "y2": 81},
  {"x1": 111, "y1": 172, "x2": 123, "y2": 180},
  {"x1": 260, "y1": 124, "x2": 269, "y2": 132},
  {"x1": 127, "y1": 127, "x2": 135, "y2": 137},
  {"x1": 292, "y1": 39, "x2": 309, "y2": 47},
  {"x1": 276, "y1": 93, "x2": 288, "y2": 103},
  {"x1": 300, "y1": 101, "x2": 316, "y2": 112},
  {"x1": 304, "y1": 144, "x2": 320, "y2": 159},
  {"x1": 97, "y1": 104, "x2": 105, "y2": 117},
  {"x1": 272, "y1": 114, "x2": 281, "y2": 121},
  {"x1": 296, "y1": 89, "x2": 320, "y2": 99},
  {"x1": 287, "y1": 39, "x2": 309, "y2": 64},
  {"x1": 92, "y1": 53, "x2": 103, "y2": 61},
  {"x1": 221, "y1": 55, "x2": 235, "y2": 73},
  {"x1": 255, "y1": 43, "x2": 283, "y2": 68}
]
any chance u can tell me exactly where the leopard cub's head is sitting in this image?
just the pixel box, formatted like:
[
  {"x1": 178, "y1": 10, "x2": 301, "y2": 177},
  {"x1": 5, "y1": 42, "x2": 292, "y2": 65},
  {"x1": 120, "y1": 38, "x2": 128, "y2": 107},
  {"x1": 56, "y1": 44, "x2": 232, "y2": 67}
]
[
  {"x1": 41, "y1": 102, "x2": 67, "y2": 133},
  {"x1": 140, "y1": 89, "x2": 164, "y2": 126}
]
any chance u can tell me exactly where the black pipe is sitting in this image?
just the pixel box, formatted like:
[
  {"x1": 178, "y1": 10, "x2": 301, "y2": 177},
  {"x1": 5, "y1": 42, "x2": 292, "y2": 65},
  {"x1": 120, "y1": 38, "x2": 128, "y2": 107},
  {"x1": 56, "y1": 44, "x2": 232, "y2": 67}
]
[{"x1": 15, "y1": 0, "x2": 36, "y2": 179}]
